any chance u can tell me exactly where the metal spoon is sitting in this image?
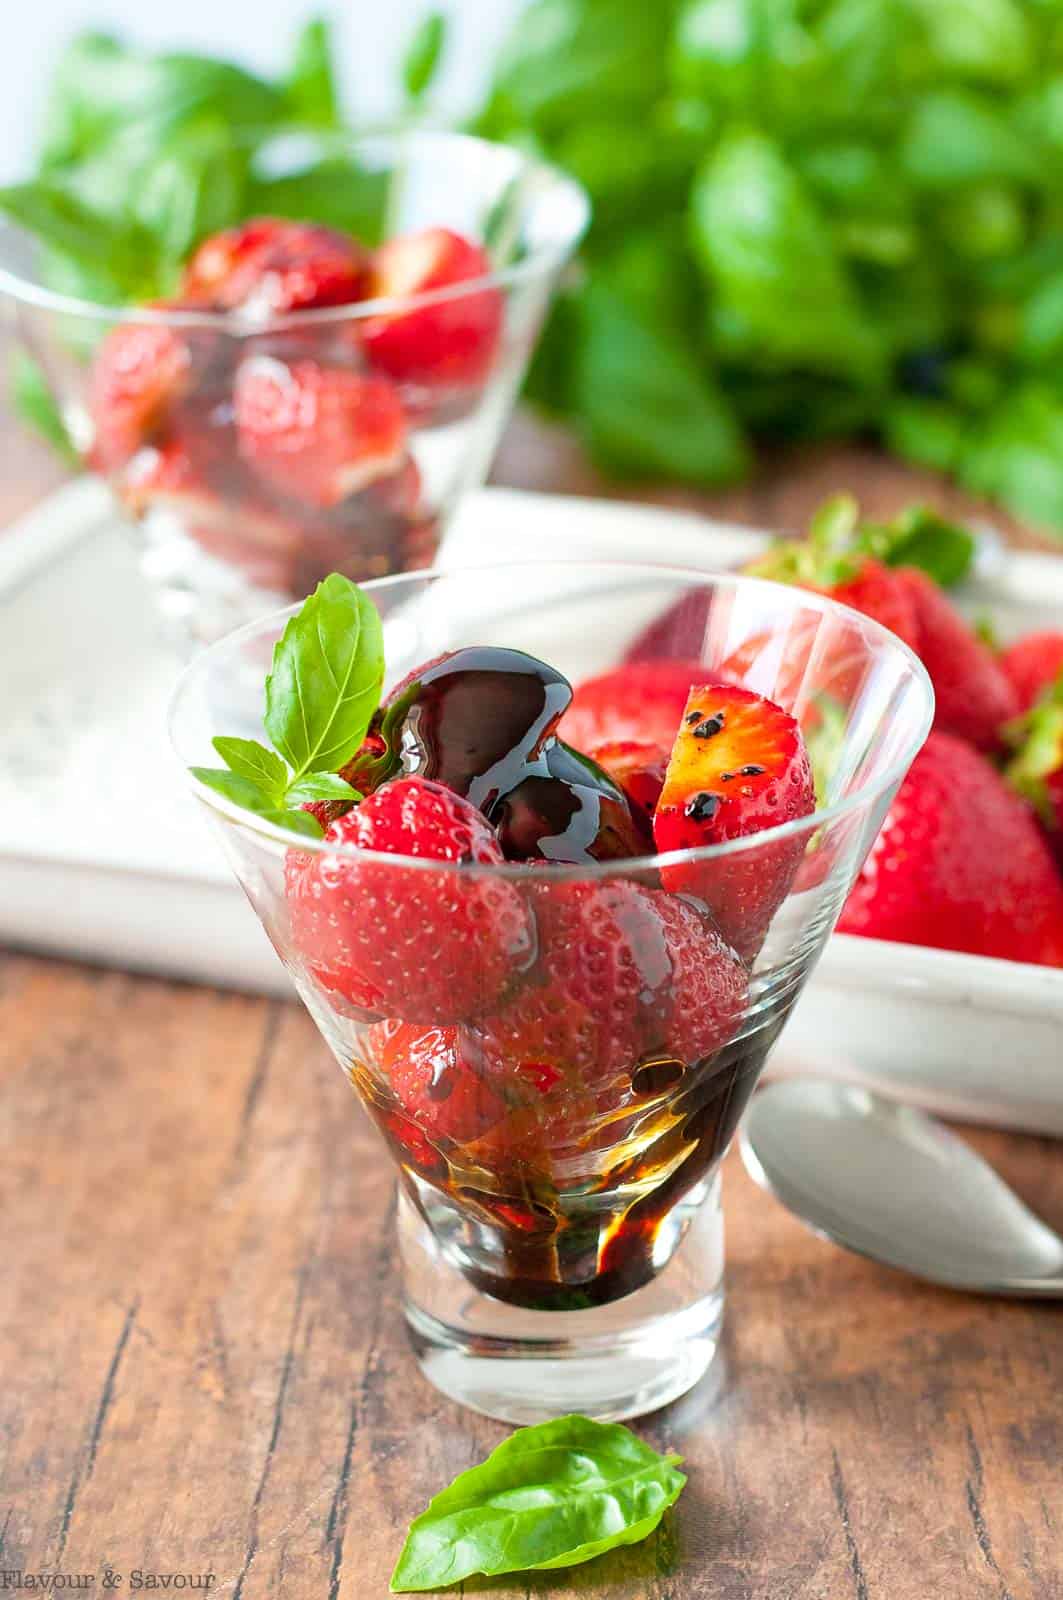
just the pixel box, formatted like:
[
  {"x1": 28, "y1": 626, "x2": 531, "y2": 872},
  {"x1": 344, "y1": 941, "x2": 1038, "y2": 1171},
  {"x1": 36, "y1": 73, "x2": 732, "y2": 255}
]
[{"x1": 740, "y1": 1079, "x2": 1063, "y2": 1296}]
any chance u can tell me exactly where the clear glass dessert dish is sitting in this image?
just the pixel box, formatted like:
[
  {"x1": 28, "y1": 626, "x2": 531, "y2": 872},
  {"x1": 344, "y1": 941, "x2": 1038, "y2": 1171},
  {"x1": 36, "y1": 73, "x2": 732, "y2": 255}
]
[
  {"x1": 169, "y1": 560, "x2": 933, "y2": 1422},
  {"x1": 0, "y1": 130, "x2": 588, "y2": 646}
]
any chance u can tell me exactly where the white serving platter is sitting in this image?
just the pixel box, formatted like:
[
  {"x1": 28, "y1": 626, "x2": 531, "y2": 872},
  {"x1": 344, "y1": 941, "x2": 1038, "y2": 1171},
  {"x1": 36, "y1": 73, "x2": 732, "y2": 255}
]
[{"x1": 1, "y1": 481, "x2": 1061, "y2": 1133}]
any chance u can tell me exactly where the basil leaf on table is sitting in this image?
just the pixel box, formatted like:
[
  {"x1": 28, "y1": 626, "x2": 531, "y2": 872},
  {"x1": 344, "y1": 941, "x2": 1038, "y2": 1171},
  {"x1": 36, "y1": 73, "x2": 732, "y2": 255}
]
[
  {"x1": 265, "y1": 573, "x2": 385, "y2": 780},
  {"x1": 390, "y1": 1415, "x2": 686, "y2": 1592}
]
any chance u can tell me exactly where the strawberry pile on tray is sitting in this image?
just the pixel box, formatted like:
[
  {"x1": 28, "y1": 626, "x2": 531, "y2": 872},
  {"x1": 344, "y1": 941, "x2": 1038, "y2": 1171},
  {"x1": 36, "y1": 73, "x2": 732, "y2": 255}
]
[
  {"x1": 88, "y1": 218, "x2": 501, "y2": 597},
  {"x1": 624, "y1": 495, "x2": 1063, "y2": 969}
]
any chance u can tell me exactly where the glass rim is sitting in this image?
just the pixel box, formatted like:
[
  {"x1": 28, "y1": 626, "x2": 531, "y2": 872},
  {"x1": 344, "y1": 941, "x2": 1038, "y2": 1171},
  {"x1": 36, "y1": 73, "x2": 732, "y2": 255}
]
[
  {"x1": 168, "y1": 557, "x2": 936, "y2": 878},
  {"x1": 0, "y1": 127, "x2": 590, "y2": 331}
]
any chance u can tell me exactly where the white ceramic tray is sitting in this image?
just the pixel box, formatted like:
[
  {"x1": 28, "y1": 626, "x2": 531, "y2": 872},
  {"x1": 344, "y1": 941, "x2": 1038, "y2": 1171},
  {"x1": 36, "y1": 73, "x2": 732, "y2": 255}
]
[{"x1": 2, "y1": 481, "x2": 1061, "y2": 1132}]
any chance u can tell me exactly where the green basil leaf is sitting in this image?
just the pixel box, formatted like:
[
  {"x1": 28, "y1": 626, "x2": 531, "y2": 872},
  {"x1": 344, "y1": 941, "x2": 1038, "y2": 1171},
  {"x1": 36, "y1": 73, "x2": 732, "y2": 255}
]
[
  {"x1": 264, "y1": 574, "x2": 385, "y2": 780},
  {"x1": 899, "y1": 90, "x2": 1039, "y2": 189},
  {"x1": 402, "y1": 12, "x2": 448, "y2": 105},
  {"x1": 573, "y1": 280, "x2": 749, "y2": 485},
  {"x1": 0, "y1": 181, "x2": 165, "y2": 300},
  {"x1": 286, "y1": 773, "x2": 362, "y2": 804},
  {"x1": 129, "y1": 118, "x2": 249, "y2": 265},
  {"x1": 212, "y1": 737, "x2": 289, "y2": 801},
  {"x1": 9, "y1": 352, "x2": 78, "y2": 463},
  {"x1": 286, "y1": 18, "x2": 341, "y2": 127},
  {"x1": 691, "y1": 130, "x2": 884, "y2": 385},
  {"x1": 489, "y1": 0, "x2": 670, "y2": 132},
  {"x1": 390, "y1": 1415, "x2": 686, "y2": 1592},
  {"x1": 247, "y1": 160, "x2": 388, "y2": 244},
  {"x1": 190, "y1": 768, "x2": 326, "y2": 837}
]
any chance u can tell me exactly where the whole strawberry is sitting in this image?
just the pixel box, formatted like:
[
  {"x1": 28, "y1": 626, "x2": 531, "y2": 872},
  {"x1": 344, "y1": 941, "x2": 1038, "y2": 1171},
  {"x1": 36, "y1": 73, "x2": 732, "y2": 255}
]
[
  {"x1": 839, "y1": 731, "x2": 1063, "y2": 966},
  {"x1": 286, "y1": 776, "x2": 536, "y2": 1021},
  {"x1": 467, "y1": 880, "x2": 747, "y2": 1166},
  {"x1": 895, "y1": 568, "x2": 1018, "y2": 751},
  {"x1": 182, "y1": 217, "x2": 369, "y2": 314},
  {"x1": 1000, "y1": 632, "x2": 1063, "y2": 713},
  {"x1": 235, "y1": 356, "x2": 406, "y2": 508},
  {"x1": 89, "y1": 316, "x2": 193, "y2": 470}
]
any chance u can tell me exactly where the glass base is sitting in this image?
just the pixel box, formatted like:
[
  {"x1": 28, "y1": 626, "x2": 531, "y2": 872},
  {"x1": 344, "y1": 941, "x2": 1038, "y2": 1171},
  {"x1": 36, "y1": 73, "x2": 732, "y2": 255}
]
[{"x1": 399, "y1": 1176, "x2": 724, "y2": 1424}]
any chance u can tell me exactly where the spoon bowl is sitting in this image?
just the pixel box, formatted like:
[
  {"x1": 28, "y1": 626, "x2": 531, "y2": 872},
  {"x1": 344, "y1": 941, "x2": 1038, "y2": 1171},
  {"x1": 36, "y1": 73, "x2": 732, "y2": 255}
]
[{"x1": 741, "y1": 1079, "x2": 1063, "y2": 1296}]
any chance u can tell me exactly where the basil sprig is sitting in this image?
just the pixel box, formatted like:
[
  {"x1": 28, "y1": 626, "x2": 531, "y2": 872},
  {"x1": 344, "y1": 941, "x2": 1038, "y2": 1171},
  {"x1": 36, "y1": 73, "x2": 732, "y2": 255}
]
[
  {"x1": 390, "y1": 1414, "x2": 686, "y2": 1592},
  {"x1": 190, "y1": 574, "x2": 384, "y2": 838}
]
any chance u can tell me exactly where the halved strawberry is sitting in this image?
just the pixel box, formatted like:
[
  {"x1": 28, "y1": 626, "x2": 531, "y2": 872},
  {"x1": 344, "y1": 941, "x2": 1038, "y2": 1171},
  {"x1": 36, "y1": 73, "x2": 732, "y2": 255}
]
[
  {"x1": 654, "y1": 684, "x2": 815, "y2": 960},
  {"x1": 559, "y1": 661, "x2": 711, "y2": 753},
  {"x1": 234, "y1": 356, "x2": 406, "y2": 508},
  {"x1": 361, "y1": 227, "x2": 502, "y2": 390},
  {"x1": 89, "y1": 318, "x2": 193, "y2": 471},
  {"x1": 586, "y1": 740, "x2": 669, "y2": 816},
  {"x1": 181, "y1": 218, "x2": 369, "y2": 315}
]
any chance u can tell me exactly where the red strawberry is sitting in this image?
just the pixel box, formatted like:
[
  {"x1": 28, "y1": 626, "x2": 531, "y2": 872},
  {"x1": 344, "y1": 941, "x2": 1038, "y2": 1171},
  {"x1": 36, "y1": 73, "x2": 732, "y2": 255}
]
[
  {"x1": 839, "y1": 731, "x2": 1063, "y2": 966},
  {"x1": 823, "y1": 558, "x2": 922, "y2": 653},
  {"x1": 895, "y1": 568, "x2": 1018, "y2": 751},
  {"x1": 89, "y1": 318, "x2": 192, "y2": 471},
  {"x1": 586, "y1": 739, "x2": 669, "y2": 816},
  {"x1": 1000, "y1": 632, "x2": 1063, "y2": 713},
  {"x1": 624, "y1": 588, "x2": 713, "y2": 664},
  {"x1": 286, "y1": 776, "x2": 536, "y2": 1020},
  {"x1": 361, "y1": 227, "x2": 502, "y2": 389},
  {"x1": 654, "y1": 684, "x2": 816, "y2": 960},
  {"x1": 1004, "y1": 669, "x2": 1063, "y2": 860},
  {"x1": 181, "y1": 218, "x2": 369, "y2": 315},
  {"x1": 468, "y1": 879, "x2": 746, "y2": 1163},
  {"x1": 234, "y1": 356, "x2": 406, "y2": 508},
  {"x1": 559, "y1": 660, "x2": 711, "y2": 753},
  {"x1": 366, "y1": 1019, "x2": 506, "y2": 1150}
]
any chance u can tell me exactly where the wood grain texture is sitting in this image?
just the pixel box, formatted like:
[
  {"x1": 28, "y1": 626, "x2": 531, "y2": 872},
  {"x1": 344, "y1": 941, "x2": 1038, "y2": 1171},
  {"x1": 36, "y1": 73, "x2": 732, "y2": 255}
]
[{"x1": 1, "y1": 427, "x2": 1061, "y2": 1599}]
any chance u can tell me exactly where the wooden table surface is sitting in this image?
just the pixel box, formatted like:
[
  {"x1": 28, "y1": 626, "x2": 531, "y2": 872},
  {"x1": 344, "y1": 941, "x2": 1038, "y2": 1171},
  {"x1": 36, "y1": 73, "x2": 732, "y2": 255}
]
[{"x1": 1, "y1": 412, "x2": 1061, "y2": 1599}]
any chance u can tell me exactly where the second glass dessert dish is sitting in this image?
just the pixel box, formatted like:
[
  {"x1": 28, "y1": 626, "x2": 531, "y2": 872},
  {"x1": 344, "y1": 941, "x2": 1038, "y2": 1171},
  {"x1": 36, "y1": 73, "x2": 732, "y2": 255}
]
[
  {"x1": 0, "y1": 130, "x2": 588, "y2": 644},
  {"x1": 170, "y1": 560, "x2": 933, "y2": 1423}
]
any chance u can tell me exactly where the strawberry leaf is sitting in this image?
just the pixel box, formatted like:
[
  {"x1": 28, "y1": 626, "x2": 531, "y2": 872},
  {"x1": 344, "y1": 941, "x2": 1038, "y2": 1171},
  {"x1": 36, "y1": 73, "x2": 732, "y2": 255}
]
[
  {"x1": 390, "y1": 1415, "x2": 685, "y2": 1593},
  {"x1": 265, "y1": 574, "x2": 385, "y2": 782},
  {"x1": 212, "y1": 736, "x2": 288, "y2": 801}
]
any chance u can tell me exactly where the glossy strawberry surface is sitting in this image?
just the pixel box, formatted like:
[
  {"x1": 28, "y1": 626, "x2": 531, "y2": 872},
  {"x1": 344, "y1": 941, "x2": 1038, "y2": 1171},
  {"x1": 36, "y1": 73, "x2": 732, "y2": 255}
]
[
  {"x1": 361, "y1": 226, "x2": 502, "y2": 390},
  {"x1": 654, "y1": 683, "x2": 815, "y2": 959},
  {"x1": 839, "y1": 731, "x2": 1063, "y2": 966},
  {"x1": 286, "y1": 776, "x2": 536, "y2": 1020}
]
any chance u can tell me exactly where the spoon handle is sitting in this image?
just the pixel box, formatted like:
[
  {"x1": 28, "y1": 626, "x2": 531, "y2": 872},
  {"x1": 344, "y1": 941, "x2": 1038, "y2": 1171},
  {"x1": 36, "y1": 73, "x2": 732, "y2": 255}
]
[{"x1": 996, "y1": 1275, "x2": 1063, "y2": 1299}]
